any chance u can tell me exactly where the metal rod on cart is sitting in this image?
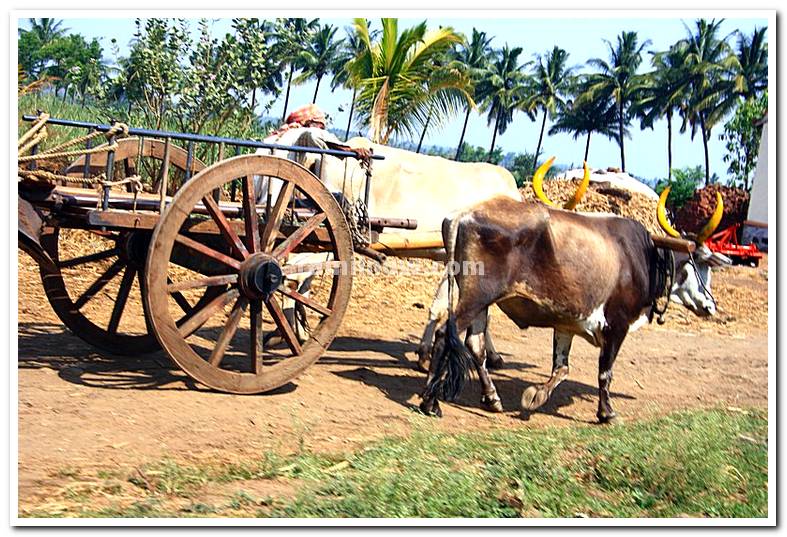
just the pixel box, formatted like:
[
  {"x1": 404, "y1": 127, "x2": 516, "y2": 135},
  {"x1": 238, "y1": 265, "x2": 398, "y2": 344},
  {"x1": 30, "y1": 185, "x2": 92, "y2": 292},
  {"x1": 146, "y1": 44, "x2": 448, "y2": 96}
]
[
  {"x1": 230, "y1": 145, "x2": 241, "y2": 202},
  {"x1": 21, "y1": 115, "x2": 384, "y2": 162},
  {"x1": 185, "y1": 140, "x2": 195, "y2": 181},
  {"x1": 159, "y1": 137, "x2": 171, "y2": 213},
  {"x1": 102, "y1": 128, "x2": 118, "y2": 212},
  {"x1": 213, "y1": 142, "x2": 225, "y2": 202},
  {"x1": 82, "y1": 128, "x2": 94, "y2": 178}
]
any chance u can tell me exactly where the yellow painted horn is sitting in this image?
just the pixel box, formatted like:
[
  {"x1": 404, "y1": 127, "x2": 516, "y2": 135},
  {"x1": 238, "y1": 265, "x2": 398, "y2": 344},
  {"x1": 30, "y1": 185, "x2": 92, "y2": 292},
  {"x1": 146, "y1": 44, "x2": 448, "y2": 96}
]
[
  {"x1": 695, "y1": 192, "x2": 724, "y2": 244},
  {"x1": 657, "y1": 186, "x2": 681, "y2": 238},
  {"x1": 563, "y1": 161, "x2": 590, "y2": 210},
  {"x1": 532, "y1": 156, "x2": 557, "y2": 207}
]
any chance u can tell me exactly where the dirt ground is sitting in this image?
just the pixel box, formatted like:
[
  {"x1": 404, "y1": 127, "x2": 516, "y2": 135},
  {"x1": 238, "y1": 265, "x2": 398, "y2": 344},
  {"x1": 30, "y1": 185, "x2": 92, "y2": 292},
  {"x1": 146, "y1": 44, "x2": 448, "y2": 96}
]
[{"x1": 16, "y1": 247, "x2": 769, "y2": 514}]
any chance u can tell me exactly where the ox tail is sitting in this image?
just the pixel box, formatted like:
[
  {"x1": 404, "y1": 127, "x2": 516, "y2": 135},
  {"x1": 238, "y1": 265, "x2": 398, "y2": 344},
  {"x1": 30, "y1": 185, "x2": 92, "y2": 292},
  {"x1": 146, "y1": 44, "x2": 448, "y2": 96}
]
[{"x1": 423, "y1": 216, "x2": 475, "y2": 402}]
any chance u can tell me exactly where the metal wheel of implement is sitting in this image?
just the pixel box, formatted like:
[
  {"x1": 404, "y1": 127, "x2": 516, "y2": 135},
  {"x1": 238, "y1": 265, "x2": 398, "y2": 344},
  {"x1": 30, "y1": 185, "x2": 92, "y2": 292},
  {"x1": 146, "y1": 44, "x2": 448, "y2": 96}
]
[
  {"x1": 145, "y1": 155, "x2": 354, "y2": 394},
  {"x1": 38, "y1": 141, "x2": 210, "y2": 355}
]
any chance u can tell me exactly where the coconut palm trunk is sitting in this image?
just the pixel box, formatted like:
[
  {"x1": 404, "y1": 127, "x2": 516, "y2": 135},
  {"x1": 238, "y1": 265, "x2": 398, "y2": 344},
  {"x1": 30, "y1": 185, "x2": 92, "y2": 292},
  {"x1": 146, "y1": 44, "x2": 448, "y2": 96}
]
[
  {"x1": 666, "y1": 112, "x2": 673, "y2": 181},
  {"x1": 488, "y1": 110, "x2": 501, "y2": 162},
  {"x1": 312, "y1": 75, "x2": 322, "y2": 104},
  {"x1": 532, "y1": 107, "x2": 549, "y2": 173},
  {"x1": 700, "y1": 113, "x2": 711, "y2": 185},
  {"x1": 618, "y1": 100, "x2": 626, "y2": 172},
  {"x1": 584, "y1": 131, "x2": 592, "y2": 162},
  {"x1": 455, "y1": 107, "x2": 472, "y2": 161},
  {"x1": 416, "y1": 106, "x2": 434, "y2": 154},
  {"x1": 281, "y1": 65, "x2": 294, "y2": 122},
  {"x1": 344, "y1": 87, "x2": 357, "y2": 141}
]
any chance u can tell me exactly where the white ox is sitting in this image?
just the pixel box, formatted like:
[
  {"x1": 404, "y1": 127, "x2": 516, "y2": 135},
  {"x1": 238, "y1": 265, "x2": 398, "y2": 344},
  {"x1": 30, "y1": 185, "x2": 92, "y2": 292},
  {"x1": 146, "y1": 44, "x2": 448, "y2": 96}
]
[{"x1": 255, "y1": 128, "x2": 520, "y2": 362}]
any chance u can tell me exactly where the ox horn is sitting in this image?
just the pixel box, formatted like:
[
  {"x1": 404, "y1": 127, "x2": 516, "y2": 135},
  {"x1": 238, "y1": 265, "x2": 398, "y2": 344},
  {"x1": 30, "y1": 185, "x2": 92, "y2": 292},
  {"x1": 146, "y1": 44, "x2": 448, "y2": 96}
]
[
  {"x1": 657, "y1": 186, "x2": 682, "y2": 238},
  {"x1": 695, "y1": 192, "x2": 724, "y2": 244},
  {"x1": 532, "y1": 156, "x2": 557, "y2": 207},
  {"x1": 532, "y1": 157, "x2": 589, "y2": 210},
  {"x1": 562, "y1": 161, "x2": 590, "y2": 210}
]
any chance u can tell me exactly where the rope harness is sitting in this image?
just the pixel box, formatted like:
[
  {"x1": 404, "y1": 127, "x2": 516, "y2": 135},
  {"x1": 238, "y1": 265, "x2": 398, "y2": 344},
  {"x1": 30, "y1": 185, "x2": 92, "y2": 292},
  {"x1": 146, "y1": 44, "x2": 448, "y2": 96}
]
[
  {"x1": 650, "y1": 246, "x2": 675, "y2": 325},
  {"x1": 18, "y1": 114, "x2": 141, "y2": 209},
  {"x1": 340, "y1": 153, "x2": 373, "y2": 250}
]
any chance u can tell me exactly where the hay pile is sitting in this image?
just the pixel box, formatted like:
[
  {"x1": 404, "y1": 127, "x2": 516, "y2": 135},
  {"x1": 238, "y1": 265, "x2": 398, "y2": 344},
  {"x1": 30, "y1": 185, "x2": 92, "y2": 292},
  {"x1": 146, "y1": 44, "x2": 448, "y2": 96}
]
[{"x1": 519, "y1": 179, "x2": 664, "y2": 235}]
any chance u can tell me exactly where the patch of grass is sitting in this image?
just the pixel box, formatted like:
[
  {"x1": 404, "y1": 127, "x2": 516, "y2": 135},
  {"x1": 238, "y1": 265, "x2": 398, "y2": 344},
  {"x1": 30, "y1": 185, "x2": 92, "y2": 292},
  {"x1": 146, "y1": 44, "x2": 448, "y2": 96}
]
[
  {"x1": 20, "y1": 409, "x2": 768, "y2": 519},
  {"x1": 272, "y1": 408, "x2": 768, "y2": 518}
]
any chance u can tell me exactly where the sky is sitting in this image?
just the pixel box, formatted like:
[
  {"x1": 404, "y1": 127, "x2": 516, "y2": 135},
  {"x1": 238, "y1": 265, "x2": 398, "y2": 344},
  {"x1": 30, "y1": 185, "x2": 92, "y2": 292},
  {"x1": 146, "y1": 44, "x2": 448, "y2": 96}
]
[{"x1": 17, "y1": 14, "x2": 769, "y2": 183}]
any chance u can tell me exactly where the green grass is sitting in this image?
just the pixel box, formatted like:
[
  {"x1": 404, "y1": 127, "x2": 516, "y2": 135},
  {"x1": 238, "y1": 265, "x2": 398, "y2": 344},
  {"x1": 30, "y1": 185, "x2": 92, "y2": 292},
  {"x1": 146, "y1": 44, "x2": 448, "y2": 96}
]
[{"x1": 20, "y1": 408, "x2": 768, "y2": 519}]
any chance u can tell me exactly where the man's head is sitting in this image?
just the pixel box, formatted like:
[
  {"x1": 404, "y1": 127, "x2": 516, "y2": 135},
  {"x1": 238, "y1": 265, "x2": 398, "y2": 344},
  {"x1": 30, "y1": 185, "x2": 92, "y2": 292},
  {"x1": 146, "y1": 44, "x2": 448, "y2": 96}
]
[{"x1": 285, "y1": 104, "x2": 327, "y2": 130}]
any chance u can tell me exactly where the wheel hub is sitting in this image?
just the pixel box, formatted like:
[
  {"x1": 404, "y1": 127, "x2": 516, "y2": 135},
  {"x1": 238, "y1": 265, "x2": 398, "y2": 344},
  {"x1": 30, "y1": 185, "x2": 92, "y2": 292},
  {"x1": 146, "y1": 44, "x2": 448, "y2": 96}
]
[
  {"x1": 118, "y1": 231, "x2": 151, "y2": 270},
  {"x1": 239, "y1": 253, "x2": 283, "y2": 300}
]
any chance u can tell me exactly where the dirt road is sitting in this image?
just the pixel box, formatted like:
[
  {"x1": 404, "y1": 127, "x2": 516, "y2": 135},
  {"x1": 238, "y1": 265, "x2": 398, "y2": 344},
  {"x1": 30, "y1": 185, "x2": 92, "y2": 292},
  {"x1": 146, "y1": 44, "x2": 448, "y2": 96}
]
[{"x1": 17, "y1": 251, "x2": 769, "y2": 511}]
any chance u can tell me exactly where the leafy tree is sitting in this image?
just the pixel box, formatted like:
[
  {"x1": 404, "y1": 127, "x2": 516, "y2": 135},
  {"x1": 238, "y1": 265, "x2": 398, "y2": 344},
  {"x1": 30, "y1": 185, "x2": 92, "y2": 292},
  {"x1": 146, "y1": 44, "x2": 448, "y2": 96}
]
[
  {"x1": 273, "y1": 18, "x2": 319, "y2": 121},
  {"x1": 583, "y1": 31, "x2": 651, "y2": 172},
  {"x1": 37, "y1": 34, "x2": 105, "y2": 104},
  {"x1": 680, "y1": 18, "x2": 739, "y2": 185},
  {"x1": 230, "y1": 19, "x2": 281, "y2": 113},
  {"x1": 549, "y1": 78, "x2": 620, "y2": 163},
  {"x1": 527, "y1": 46, "x2": 574, "y2": 172},
  {"x1": 456, "y1": 142, "x2": 503, "y2": 165},
  {"x1": 636, "y1": 42, "x2": 692, "y2": 180},
  {"x1": 719, "y1": 91, "x2": 767, "y2": 190},
  {"x1": 655, "y1": 165, "x2": 705, "y2": 211},
  {"x1": 476, "y1": 45, "x2": 532, "y2": 161},
  {"x1": 347, "y1": 18, "x2": 465, "y2": 144},
  {"x1": 294, "y1": 24, "x2": 344, "y2": 105},
  {"x1": 450, "y1": 28, "x2": 494, "y2": 160}
]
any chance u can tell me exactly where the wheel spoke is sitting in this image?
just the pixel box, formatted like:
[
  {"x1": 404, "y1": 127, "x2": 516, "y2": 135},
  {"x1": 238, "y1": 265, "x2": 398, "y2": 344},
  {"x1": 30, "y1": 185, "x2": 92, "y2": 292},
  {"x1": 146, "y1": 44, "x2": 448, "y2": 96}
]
[
  {"x1": 73, "y1": 259, "x2": 124, "y2": 309},
  {"x1": 58, "y1": 247, "x2": 120, "y2": 269},
  {"x1": 265, "y1": 297, "x2": 302, "y2": 356},
  {"x1": 281, "y1": 260, "x2": 343, "y2": 277},
  {"x1": 202, "y1": 194, "x2": 249, "y2": 260},
  {"x1": 175, "y1": 234, "x2": 242, "y2": 270},
  {"x1": 242, "y1": 176, "x2": 261, "y2": 253},
  {"x1": 107, "y1": 266, "x2": 136, "y2": 334},
  {"x1": 209, "y1": 297, "x2": 248, "y2": 367},
  {"x1": 168, "y1": 274, "x2": 238, "y2": 294},
  {"x1": 271, "y1": 212, "x2": 327, "y2": 261},
  {"x1": 260, "y1": 180, "x2": 295, "y2": 253},
  {"x1": 277, "y1": 285, "x2": 332, "y2": 317},
  {"x1": 177, "y1": 289, "x2": 240, "y2": 338},
  {"x1": 250, "y1": 300, "x2": 264, "y2": 374}
]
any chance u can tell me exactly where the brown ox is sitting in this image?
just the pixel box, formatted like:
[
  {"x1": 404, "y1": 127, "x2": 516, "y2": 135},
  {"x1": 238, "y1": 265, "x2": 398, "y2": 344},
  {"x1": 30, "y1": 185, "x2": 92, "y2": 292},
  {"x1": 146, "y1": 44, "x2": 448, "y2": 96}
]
[{"x1": 419, "y1": 170, "x2": 729, "y2": 422}]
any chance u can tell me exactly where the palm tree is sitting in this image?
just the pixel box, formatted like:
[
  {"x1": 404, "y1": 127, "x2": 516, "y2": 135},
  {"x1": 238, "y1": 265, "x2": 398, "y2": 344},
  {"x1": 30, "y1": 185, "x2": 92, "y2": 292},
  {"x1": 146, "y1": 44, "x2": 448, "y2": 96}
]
[
  {"x1": 414, "y1": 54, "x2": 473, "y2": 153},
  {"x1": 549, "y1": 79, "x2": 620, "y2": 162},
  {"x1": 527, "y1": 46, "x2": 574, "y2": 172},
  {"x1": 732, "y1": 26, "x2": 768, "y2": 100},
  {"x1": 680, "y1": 19, "x2": 739, "y2": 185},
  {"x1": 331, "y1": 26, "x2": 368, "y2": 140},
  {"x1": 22, "y1": 18, "x2": 68, "y2": 44},
  {"x1": 347, "y1": 18, "x2": 465, "y2": 144},
  {"x1": 294, "y1": 24, "x2": 344, "y2": 105},
  {"x1": 274, "y1": 18, "x2": 319, "y2": 122},
  {"x1": 635, "y1": 42, "x2": 692, "y2": 180},
  {"x1": 583, "y1": 31, "x2": 651, "y2": 172},
  {"x1": 450, "y1": 28, "x2": 494, "y2": 160},
  {"x1": 475, "y1": 45, "x2": 532, "y2": 161}
]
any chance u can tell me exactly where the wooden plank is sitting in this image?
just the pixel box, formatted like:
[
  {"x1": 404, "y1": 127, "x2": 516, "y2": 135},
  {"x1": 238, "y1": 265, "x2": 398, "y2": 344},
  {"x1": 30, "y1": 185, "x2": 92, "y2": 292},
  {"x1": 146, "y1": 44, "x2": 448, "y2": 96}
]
[{"x1": 651, "y1": 235, "x2": 696, "y2": 253}]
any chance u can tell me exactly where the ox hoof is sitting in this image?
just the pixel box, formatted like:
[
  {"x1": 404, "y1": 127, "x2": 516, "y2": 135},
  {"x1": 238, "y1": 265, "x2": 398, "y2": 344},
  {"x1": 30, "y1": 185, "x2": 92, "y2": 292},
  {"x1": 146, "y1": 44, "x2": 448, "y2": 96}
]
[
  {"x1": 597, "y1": 411, "x2": 619, "y2": 424},
  {"x1": 415, "y1": 349, "x2": 431, "y2": 374},
  {"x1": 486, "y1": 352, "x2": 504, "y2": 370},
  {"x1": 481, "y1": 395, "x2": 503, "y2": 413},
  {"x1": 521, "y1": 385, "x2": 550, "y2": 411},
  {"x1": 419, "y1": 399, "x2": 442, "y2": 418}
]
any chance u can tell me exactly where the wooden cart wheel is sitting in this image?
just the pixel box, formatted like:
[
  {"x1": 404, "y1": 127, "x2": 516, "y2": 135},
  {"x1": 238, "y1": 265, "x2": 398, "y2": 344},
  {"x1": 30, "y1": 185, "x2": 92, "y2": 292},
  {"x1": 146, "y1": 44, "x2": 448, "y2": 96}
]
[
  {"x1": 38, "y1": 141, "x2": 209, "y2": 355},
  {"x1": 145, "y1": 155, "x2": 353, "y2": 394}
]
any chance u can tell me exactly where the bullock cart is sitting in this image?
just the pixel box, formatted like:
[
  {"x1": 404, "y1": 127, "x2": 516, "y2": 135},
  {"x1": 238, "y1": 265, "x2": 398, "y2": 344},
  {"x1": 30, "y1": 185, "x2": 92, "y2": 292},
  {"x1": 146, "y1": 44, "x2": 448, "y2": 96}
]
[
  {"x1": 18, "y1": 114, "x2": 695, "y2": 395},
  {"x1": 17, "y1": 113, "x2": 431, "y2": 394}
]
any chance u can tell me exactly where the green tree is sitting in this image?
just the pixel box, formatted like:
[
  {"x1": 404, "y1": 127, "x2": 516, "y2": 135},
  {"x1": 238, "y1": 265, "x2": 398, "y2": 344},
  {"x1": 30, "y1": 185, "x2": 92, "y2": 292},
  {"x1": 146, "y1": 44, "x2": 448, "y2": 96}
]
[
  {"x1": 450, "y1": 28, "x2": 494, "y2": 160},
  {"x1": 273, "y1": 18, "x2": 319, "y2": 122},
  {"x1": 635, "y1": 42, "x2": 692, "y2": 180},
  {"x1": 476, "y1": 45, "x2": 532, "y2": 161},
  {"x1": 527, "y1": 46, "x2": 574, "y2": 172},
  {"x1": 655, "y1": 165, "x2": 705, "y2": 211},
  {"x1": 583, "y1": 31, "x2": 651, "y2": 172},
  {"x1": 680, "y1": 18, "x2": 739, "y2": 185},
  {"x1": 347, "y1": 18, "x2": 465, "y2": 144},
  {"x1": 719, "y1": 91, "x2": 767, "y2": 190},
  {"x1": 37, "y1": 34, "x2": 104, "y2": 103},
  {"x1": 732, "y1": 26, "x2": 768, "y2": 100},
  {"x1": 294, "y1": 24, "x2": 344, "y2": 105},
  {"x1": 230, "y1": 19, "x2": 281, "y2": 113},
  {"x1": 548, "y1": 78, "x2": 620, "y2": 163}
]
